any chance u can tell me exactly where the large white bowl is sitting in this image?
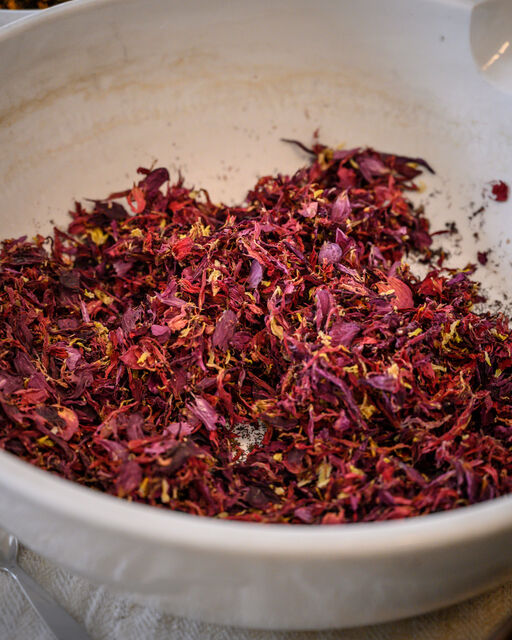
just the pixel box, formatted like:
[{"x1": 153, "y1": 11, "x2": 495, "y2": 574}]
[{"x1": 1, "y1": 0, "x2": 512, "y2": 630}]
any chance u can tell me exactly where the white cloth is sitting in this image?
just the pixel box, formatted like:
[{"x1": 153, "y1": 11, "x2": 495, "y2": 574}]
[{"x1": 0, "y1": 545, "x2": 511, "y2": 640}]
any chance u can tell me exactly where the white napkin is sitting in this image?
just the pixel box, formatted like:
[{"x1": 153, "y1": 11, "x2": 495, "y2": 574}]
[{"x1": 0, "y1": 545, "x2": 510, "y2": 640}]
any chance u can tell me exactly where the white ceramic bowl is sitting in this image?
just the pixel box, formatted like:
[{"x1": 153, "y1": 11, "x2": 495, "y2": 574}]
[{"x1": 1, "y1": 0, "x2": 512, "y2": 630}]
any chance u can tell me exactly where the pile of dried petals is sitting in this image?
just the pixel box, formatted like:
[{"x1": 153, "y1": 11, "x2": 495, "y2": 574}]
[
  {"x1": 0, "y1": 1, "x2": 67, "y2": 9},
  {"x1": 1, "y1": 142, "x2": 511, "y2": 524}
]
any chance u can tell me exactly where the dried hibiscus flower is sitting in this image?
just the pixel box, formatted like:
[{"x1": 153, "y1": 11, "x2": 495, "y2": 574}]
[{"x1": 0, "y1": 142, "x2": 511, "y2": 524}]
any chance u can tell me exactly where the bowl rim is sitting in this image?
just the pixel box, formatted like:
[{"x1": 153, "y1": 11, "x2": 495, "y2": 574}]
[
  {"x1": 1, "y1": 0, "x2": 511, "y2": 562},
  {"x1": 1, "y1": 447, "x2": 512, "y2": 559}
]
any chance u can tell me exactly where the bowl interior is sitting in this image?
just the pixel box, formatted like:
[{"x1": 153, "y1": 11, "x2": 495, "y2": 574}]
[{"x1": 1, "y1": 0, "x2": 512, "y2": 532}]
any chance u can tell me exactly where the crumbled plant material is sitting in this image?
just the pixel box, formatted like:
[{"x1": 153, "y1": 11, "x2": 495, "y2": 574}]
[
  {"x1": 470, "y1": 206, "x2": 486, "y2": 220},
  {"x1": 490, "y1": 180, "x2": 509, "y2": 203},
  {"x1": 0, "y1": 1, "x2": 67, "y2": 8},
  {"x1": 0, "y1": 143, "x2": 511, "y2": 524},
  {"x1": 477, "y1": 250, "x2": 490, "y2": 266}
]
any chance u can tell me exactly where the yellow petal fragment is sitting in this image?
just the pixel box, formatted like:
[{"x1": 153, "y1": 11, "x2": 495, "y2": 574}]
[{"x1": 270, "y1": 317, "x2": 284, "y2": 340}]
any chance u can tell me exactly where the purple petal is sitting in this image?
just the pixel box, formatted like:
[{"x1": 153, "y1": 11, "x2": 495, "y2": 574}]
[
  {"x1": 126, "y1": 413, "x2": 144, "y2": 440},
  {"x1": 65, "y1": 347, "x2": 82, "y2": 371},
  {"x1": 113, "y1": 261, "x2": 134, "y2": 277},
  {"x1": 247, "y1": 260, "x2": 263, "y2": 289},
  {"x1": 359, "y1": 156, "x2": 388, "y2": 182},
  {"x1": 335, "y1": 228, "x2": 353, "y2": 250},
  {"x1": 59, "y1": 270, "x2": 81, "y2": 291},
  {"x1": 0, "y1": 371, "x2": 23, "y2": 395},
  {"x1": 315, "y1": 289, "x2": 334, "y2": 330},
  {"x1": 80, "y1": 300, "x2": 90, "y2": 323},
  {"x1": 294, "y1": 506, "x2": 315, "y2": 523},
  {"x1": 116, "y1": 460, "x2": 142, "y2": 494},
  {"x1": 99, "y1": 439, "x2": 128, "y2": 460},
  {"x1": 332, "y1": 148, "x2": 359, "y2": 162},
  {"x1": 299, "y1": 202, "x2": 318, "y2": 218},
  {"x1": 331, "y1": 193, "x2": 351, "y2": 222},
  {"x1": 151, "y1": 324, "x2": 171, "y2": 340},
  {"x1": 121, "y1": 307, "x2": 141, "y2": 333},
  {"x1": 318, "y1": 242, "x2": 342, "y2": 265},
  {"x1": 447, "y1": 272, "x2": 467, "y2": 286},
  {"x1": 329, "y1": 321, "x2": 360, "y2": 347},
  {"x1": 139, "y1": 167, "x2": 170, "y2": 198},
  {"x1": 365, "y1": 373, "x2": 399, "y2": 393},
  {"x1": 13, "y1": 351, "x2": 36, "y2": 377},
  {"x1": 212, "y1": 309, "x2": 237, "y2": 350},
  {"x1": 57, "y1": 317, "x2": 80, "y2": 330},
  {"x1": 155, "y1": 282, "x2": 186, "y2": 307},
  {"x1": 95, "y1": 201, "x2": 128, "y2": 220},
  {"x1": 165, "y1": 421, "x2": 195, "y2": 438},
  {"x1": 188, "y1": 396, "x2": 219, "y2": 432}
]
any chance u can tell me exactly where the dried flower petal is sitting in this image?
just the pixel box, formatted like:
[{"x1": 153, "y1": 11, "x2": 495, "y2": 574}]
[
  {"x1": 212, "y1": 310, "x2": 237, "y2": 350},
  {"x1": 188, "y1": 396, "x2": 219, "y2": 432},
  {"x1": 318, "y1": 242, "x2": 343, "y2": 265},
  {"x1": 247, "y1": 260, "x2": 263, "y2": 289},
  {"x1": 491, "y1": 180, "x2": 509, "y2": 202}
]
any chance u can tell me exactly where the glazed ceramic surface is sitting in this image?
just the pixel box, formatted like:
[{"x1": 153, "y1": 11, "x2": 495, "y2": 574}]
[
  {"x1": 470, "y1": 0, "x2": 512, "y2": 92},
  {"x1": 1, "y1": 0, "x2": 512, "y2": 630}
]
